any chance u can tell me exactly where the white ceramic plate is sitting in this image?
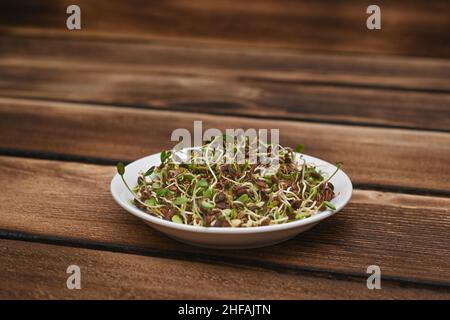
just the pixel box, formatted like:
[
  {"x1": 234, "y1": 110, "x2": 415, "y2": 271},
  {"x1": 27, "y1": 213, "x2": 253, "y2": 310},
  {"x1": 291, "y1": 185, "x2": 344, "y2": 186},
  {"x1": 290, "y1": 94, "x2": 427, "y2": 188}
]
[{"x1": 111, "y1": 152, "x2": 352, "y2": 249}]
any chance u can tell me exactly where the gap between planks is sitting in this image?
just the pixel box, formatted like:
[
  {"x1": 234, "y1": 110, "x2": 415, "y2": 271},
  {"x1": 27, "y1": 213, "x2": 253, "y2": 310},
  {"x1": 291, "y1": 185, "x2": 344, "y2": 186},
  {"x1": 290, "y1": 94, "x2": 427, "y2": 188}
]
[
  {"x1": 0, "y1": 97, "x2": 449, "y2": 193},
  {"x1": 0, "y1": 156, "x2": 449, "y2": 288},
  {"x1": 1, "y1": 230, "x2": 450, "y2": 294},
  {"x1": 1, "y1": 34, "x2": 449, "y2": 94},
  {"x1": 1, "y1": 35, "x2": 450, "y2": 132},
  {"x1": 2, "y1": 239, "x2": 449, "y2": 299}
]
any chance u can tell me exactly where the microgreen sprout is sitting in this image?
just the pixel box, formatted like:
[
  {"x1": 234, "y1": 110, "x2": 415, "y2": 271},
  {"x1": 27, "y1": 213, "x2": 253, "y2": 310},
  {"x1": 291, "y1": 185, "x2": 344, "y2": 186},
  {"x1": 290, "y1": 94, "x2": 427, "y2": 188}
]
[
  {"x1": 116, "y1": 162, "x2": 147, "y2": 206},
  {"x1": 323, "y1": 201, "x2": 336, "y2": 210},
  {"x1": 160, "y1": 150, "x2": 172, "y2": 165},
  {"x1": 294, "y1": 144, "x2": 304, "y2": 153},
  {"x1": 119, "y1": 138, "x2": 340, "y2": 227},
  {"x1": 143, "y1": 166, "x2": 155, "y2": 177}
]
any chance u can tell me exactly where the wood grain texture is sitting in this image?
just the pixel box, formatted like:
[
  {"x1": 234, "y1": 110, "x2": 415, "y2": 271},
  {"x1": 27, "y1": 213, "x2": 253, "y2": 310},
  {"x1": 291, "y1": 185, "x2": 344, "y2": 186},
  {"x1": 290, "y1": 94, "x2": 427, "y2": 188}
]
[
  {"x1": 1, "y1": 0, "x2": 449, "y2": 301},
  {"x1": 0, "y1": 156, "x2": 449, "y2": 286},
  {"x1": 2, "y1": 239, "x2": 448, "y2": 299},
  {"x1": 2, "y1": 36, "x2": 450, "y2": 92},
  {"x1": 0, "y1": 0, "x2": 449, "y2": 58},
  {"x1": 1, "y1": 36, "x2": 449, "y2": 131},
  {"x1": 0, "y1": 97, "x2": 449, "y2": 193}
]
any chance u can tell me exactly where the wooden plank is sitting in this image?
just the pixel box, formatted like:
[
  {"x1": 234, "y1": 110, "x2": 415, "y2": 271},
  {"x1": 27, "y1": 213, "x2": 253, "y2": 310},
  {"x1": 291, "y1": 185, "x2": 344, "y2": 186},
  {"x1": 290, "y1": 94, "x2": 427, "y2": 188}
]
[
  {"x1": 1, "y1": 61, "x2": 450, "y2": 133},
  {"x1": 0, "y1": 97, "x2": 449, "y2": 192},
  {"x1": 0, "y1": 156, "x2": 449, "y2": 286},
  {"x1": 2, "y1": 239, "x2": 447, "y2": 299},
  {"x1": 0, "y1": 0, "x2": 449, "y2": 58},
  {"x1": 1, "y1": 36, "x2": 450, "y2": 92},
  {"x1": 1, "y1": 36, "x2": 450, "y2": 131}
]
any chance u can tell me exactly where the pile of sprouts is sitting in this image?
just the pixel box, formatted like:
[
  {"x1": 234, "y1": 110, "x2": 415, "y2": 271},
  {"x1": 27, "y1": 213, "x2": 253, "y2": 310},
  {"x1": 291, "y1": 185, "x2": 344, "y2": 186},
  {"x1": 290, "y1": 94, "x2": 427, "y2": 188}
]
[{"x1": 117, "y1": 136, "x2": 340, "y2": 227}]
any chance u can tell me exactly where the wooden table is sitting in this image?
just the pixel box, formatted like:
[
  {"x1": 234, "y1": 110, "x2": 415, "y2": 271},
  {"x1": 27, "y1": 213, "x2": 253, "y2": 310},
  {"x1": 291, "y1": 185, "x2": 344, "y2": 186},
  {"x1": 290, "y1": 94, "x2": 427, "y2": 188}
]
[{"x1": 0, "y1": 0, "x2": 449, "y2": 299}]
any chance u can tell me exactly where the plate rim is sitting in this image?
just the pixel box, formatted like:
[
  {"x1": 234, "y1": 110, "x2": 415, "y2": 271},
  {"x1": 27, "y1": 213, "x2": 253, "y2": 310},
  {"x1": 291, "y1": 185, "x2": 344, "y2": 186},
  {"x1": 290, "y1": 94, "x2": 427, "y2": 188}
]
[{"x1": 110, "y1": 152, "x2": 353, "y2": 234}]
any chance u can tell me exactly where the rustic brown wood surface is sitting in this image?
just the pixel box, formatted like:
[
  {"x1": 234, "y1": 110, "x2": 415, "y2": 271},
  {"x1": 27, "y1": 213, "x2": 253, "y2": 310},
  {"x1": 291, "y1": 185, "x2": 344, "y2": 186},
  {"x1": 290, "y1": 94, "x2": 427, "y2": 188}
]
[
  {"x1": 0, "y1": 36, "x2": 449, "y2": 131},
  {"x1": 0, "y1": 0, "x2": 449, "y2": 300},
  {"x1": 3, "y1": 239, "x2": 449, "y2": 299},
  {"x1": 0, "y1": 0, "x2": 449, "y2": 58},
  {"x1": 1, "y1": 156, "x2": 449, "y2": 287},
  {"x1": 1, "y1": 98, "x2": 449, "y2": 193}
]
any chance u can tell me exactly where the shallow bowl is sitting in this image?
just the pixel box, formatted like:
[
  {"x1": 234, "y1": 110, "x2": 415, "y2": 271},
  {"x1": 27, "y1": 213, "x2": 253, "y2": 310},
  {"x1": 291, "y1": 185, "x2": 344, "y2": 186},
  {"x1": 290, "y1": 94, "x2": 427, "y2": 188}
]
[{"x1": 110, "y1": 152, "x2": 352, "y2": 249}]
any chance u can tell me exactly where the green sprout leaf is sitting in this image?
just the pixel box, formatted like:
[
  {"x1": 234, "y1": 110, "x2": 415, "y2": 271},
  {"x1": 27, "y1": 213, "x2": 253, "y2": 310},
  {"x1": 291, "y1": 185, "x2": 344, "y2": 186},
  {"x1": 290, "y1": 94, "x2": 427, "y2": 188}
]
[
  {"x1": 222, "y1": 209, "x2": 232, "y2": 216},
  {"x1": 201, "y1": 201, "x2": 215, "y2": 210},
  {"x1": 255, "y1": 201, "x2": 265, "y2": 208},
  {"x1": 160, "y1": 150, "x2": 172, "y2": 165},
  {"x1": 203, "y1": 188, "x2": 213, "y2": 198},
  {"x1": 143, "y1": 166, "x2": 155, "y2": 177},
  {"x1": 237, "y1": 194, "x2": 249, "y2": 203},
  {"x1": 145, "y1": 198, "x2": 157, "y2": 206},
  {"x1": 242, "y1": 159, "x2": 249, "y2": 171},
  {"x1": 198, "y1": 179, "x2": 209, "y2": 188},
  {"x1": 294, "y1": 144, "x2": 304, "y2": 153},
  {"x1": 174, "y1": 197, "x2": 187, "y2": 206},
  {"x1": 116, "y1": 162, "x2": 125, "y2": 176},
  {"x1": 152, "y1": 182, "x2": 161, "y2": 189},
  {"x1": 323, "y1": 201, "x2": 336, "y2": 210},
  {"x1": 156, "y1": 188, "x2": 170, "y2": 197},
  {"x1": 295, "y1": 212, "x2": 311, "y2": 220},
  {"x1": 171, "y1": 215, "x2": 183, "y2": 224}
]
